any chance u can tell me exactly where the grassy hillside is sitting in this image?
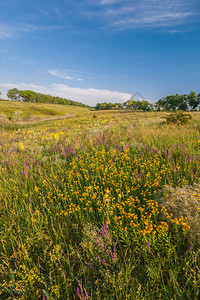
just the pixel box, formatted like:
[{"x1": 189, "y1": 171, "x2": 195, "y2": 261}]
[
  {"x1": 0, "y1": 99, "x2": 90, "y2": 120},
  {"x1": 0, "y1": 106, "x2": 200, "y2": 299}
]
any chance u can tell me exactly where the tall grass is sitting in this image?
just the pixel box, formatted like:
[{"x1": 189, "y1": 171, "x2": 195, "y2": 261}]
[{"x1": 0, "y1": 110, "x2": 200, "y2": 299}]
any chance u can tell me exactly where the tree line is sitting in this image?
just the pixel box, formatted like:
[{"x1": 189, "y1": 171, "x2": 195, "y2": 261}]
[
  {"x1": 155, "y1": 91, "x2": 200, "y2": 111},
  {"x1": 6, "y1": 88, "x2": 89, "y2": 107},
  {"x1": 95, "y1": 91, "x2": 200, "y2": 111},
  {"x1": 3, "y1": 88, "x2": 200, "y2": 111},
  {"x1": 95, "y1": 100, "x2": 153, "y2": 111}
]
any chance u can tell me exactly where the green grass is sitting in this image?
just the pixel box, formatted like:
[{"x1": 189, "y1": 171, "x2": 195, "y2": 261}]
[
  {"x1": 0, "y1": 106, "x2": 200, "y2": 299},
  {"x1": 0, "y1": 99, "x2": 90, "y2": 119}
]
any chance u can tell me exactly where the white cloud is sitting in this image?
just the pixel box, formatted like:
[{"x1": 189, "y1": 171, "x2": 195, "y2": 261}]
[
  {"x1": 48, "y1": 70, "x2": 83, "y2": 81},
  {"x1": 0, "y1": 82, "x2": 131, "y2": 106},
  {"x1": 83, "y1": 0, "x2": 196, "y2": 29}
]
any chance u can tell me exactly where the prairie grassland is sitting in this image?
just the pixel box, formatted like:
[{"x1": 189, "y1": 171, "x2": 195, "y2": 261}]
[
  {"x1": 0, "y1": 100, "x2": 90, "y2": 123},
  {"x1": 0, "y1": 107, "x2": 200, "y2": 299}
]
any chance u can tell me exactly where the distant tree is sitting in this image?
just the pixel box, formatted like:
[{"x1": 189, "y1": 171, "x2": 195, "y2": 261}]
[
  {"x1": 197, "y1": 93, "x2": 200, "y2": 110},
  {"x1": 95, "y1": 102, "x2": 114, "y2": 110},
  {"x1": 168, "y1": 95, "x2": 179, "y2": 110},
  {"x1": 114, "y1": 103, "x2": 123, "y2": 110},
  {"x1": 19, "y1": 90, "x2": 36, "y2": 102},
  {"x1": 124, "y1": 99, "x2": 152, "y2": 111},
  {"x1": 155, "y1": 97, "x2": 167, "y2": 110},
  {"x1": 7, "y1": 88, "x2": 20, "y2": 101},
  {"x1": 156, "y1": 92, "x2": 200, "y2": 111},
  {"x1": 138, "y1": 100, "x2": 153, "y2": 111},
  {"x1": 124, "y1": 99, "x2": 139, "y2": 110},
  {"x1": 95, "y1": 103, "x2": 101, "y2": 110},
  {"x1": 0, "y1": 91, "x2": 2, "y2": 99},
  {"x1": 156, "y1": 94, "x2": 188, "y2": 111},
  {"x1": 187, "y1": 91, "x2": 200, "y2": 110}
]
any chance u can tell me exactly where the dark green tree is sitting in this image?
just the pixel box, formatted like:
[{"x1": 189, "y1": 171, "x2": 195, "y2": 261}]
[
  {"x1": 7, "y1": 88, "x2": 20, "y2": 101},
  {"x1": 156, "y1": 94, "x2": 188, "y2": 111},
  {"x1": 19, "y1": 90, "x2": 36, "y2": 102},
  {"x1": 124, "y1": 100, "x2": 139, "y2": 110},
  {"x1": 187, "y1": 91, "x2": 200, "y2": 110},
  {"x1": 138, "y1": 100, "x2": 153, "y2": 111}
]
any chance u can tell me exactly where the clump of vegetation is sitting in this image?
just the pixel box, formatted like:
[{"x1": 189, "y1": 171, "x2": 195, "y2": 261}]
[
  {"x1": 163, "y1": 111, "x2": 192, "y2": 125},
  {"x1": 0, "y1": 113, "x2": 9, "y2": 127},
  {"x1": 11, "y1": 110, "x2": 23, "y2": 122},
  {"x1": 155, "y1": 184, "x2": 200, "y2": 247}
]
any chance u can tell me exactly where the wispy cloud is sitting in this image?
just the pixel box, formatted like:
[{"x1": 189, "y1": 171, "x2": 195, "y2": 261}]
[
  {"x1": 0, "y1": 22, "x2": 61, "y2": 39},
  {"x1": 0, "y1": 24, "x2": 14, "y2": 39},
  {"x1": 82, "y1": 0, "x2": 197, "y2": 30},
  {"x1": 0, "y1": 82, "x2": 131, "y2": 106},
  {"x1": 48, "y1": 70, "x2": 83, "y2": 81},
  {"x1": 100, "y1": 0, "x2": 121, "y2": 4}
]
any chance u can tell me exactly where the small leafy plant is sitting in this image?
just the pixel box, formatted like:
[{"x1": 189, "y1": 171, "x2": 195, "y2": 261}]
[{"x1": 163, "y1": 111, "x2": 192, "y2": 125}]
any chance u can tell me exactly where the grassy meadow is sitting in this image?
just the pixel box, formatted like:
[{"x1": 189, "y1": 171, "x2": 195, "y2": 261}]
[{"x1": 0, "y1": 101, "x2": 200, "y2": 299}]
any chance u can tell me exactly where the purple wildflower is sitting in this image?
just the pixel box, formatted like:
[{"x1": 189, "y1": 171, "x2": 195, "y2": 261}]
[
  {"x1": 110, "y1": 237, "x2": 118, "y2": 262},
  {"x1": 89, "y1": 262, "x2": 97, "y2": 272},
  {"x1": 114, "y1": 237, "x2": 118, "y2": 254},
  {"x1": 147, "y1": 240, "x2": 154, "y2": 256},
  {"x1": 24, "y1": 163, "x2": 28, "y2": 179},
  {"x1": 51, "y1": 216, "x2": 54, "y2": 228},
  {"x1": 77, "y1": 287, "x2": 81, "y2": 298},
  {"x1": 98, "y1": 255, "x2": 106, "y2": 265},
  {"x1": 77, "y1": 280, "x2": 87, "y2": 300},
  {"x1": 102, "y1": 219, "x2": 108, "y2": 238},
  {"x1": 95, "y1": 230, "x2": 100, "y2": 245}
]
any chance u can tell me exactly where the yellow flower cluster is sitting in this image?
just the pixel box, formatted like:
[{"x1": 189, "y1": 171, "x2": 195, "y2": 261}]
[{"x1": 33, "y1": 147, "x2": 189, "y2": 241}]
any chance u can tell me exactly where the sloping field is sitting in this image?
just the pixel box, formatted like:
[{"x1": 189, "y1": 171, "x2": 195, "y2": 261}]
[
  {"x1": 0, "y1": 99, "x2": 90, "y2": 121},
  {"x1": 0, "y1": 106, "x2": 200, "y2": 299}
]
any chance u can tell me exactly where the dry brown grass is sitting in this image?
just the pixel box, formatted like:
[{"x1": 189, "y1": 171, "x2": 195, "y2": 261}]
[{"x1": 156, "y1": 184, "x2": 200, "y2": 246}]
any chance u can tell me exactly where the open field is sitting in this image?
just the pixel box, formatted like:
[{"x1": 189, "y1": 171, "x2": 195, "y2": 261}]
[
  {"x1": 0, "y1": 100, "x2": 90, "y2": 123},
  {"x1": 0, "y1": 104, "x2": 200, "y2": 299}
]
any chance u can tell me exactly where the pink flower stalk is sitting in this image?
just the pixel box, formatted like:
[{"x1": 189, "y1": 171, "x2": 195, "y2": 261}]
[
  {"x1": 77, "y1": 280, "x2": 87, "y2": 300},
  {"x1": 102, "y1": 220, "x2": 108, "y2": 238},
  {"x1": 98, "y1": 255, "x2": 106, "y2": 265},
  {"x1": 24, "y1": 163, "x2": 28, "y2": 179},
  {"x1": 147, "y1": 240, "x2": 154, "y2": 256},
  {"x1": 95, "y1": 230, "x2": 100, "y2": 245},
  {"x1": 51, "y1": 216, "x2": 54, "y2": 228}
]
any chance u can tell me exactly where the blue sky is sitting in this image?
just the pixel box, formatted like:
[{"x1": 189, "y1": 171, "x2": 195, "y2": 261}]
[{"x1": 0, "y1": 0, "x2": 200, "y2": 106}]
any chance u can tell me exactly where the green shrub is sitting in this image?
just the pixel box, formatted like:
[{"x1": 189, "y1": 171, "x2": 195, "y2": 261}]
[{"x1": 163, "y1": 111, "x2": 192, "y2": 125}]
